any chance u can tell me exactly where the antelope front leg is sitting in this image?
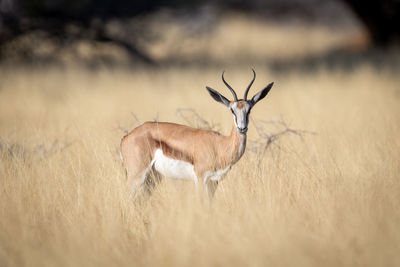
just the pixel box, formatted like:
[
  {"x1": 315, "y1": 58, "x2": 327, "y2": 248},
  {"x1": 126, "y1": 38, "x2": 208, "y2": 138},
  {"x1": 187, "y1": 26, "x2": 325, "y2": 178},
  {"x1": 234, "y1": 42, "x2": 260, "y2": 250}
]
[
  {"x1": 194, "y1": 170, "x2": 218, "y2": 202},
  {"x1": 205, "y1": 180, "x2": 219, "y2": 201},
  {"x1": 128, "y1": 166, "x2": 154, "y2": 201}
]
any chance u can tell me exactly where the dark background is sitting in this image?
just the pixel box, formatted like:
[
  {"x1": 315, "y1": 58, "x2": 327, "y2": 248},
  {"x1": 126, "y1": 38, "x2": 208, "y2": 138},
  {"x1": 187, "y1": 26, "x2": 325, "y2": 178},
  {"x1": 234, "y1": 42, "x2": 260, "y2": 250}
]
[{"x1": 1, "y1": 0, "x2": 399, "y2": 67}]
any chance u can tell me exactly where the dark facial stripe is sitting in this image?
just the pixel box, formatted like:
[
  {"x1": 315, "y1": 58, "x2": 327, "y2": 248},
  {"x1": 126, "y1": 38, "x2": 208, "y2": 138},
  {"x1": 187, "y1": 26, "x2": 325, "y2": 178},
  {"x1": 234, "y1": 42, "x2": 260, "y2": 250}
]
[{"x1": 231, "y1": 108, "x2": 237, "y2": 124}]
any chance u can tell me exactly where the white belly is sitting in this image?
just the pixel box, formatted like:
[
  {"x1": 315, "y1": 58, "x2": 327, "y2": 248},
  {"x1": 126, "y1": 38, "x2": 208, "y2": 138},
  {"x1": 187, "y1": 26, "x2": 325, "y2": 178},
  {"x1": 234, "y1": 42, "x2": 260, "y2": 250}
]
[{"x1": 153, "y1": 149, "x2": 197, "y2": 181}]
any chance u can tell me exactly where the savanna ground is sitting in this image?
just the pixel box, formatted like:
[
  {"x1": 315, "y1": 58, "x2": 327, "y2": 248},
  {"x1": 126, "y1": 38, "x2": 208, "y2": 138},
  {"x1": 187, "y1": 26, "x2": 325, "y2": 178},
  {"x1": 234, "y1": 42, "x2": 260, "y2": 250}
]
[{"x1": 1, "y1": 14, "x2": 400, "y2": 267}]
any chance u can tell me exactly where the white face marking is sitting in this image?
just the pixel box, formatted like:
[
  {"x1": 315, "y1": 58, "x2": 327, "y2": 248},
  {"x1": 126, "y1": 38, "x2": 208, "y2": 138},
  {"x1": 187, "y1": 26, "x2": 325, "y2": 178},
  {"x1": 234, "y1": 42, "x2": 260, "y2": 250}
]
[
  {"x1": 153, "y1": 149, "x2": 198, "y2": 183},
  {"x1": 231, "y1": 102, "x2": 251, "y2": 134},
  {"x1": 203, "y1": 166, "x2": 231, "y2": 184},
  {"x1": 119, "y1": 150, "x2": 124, "y2": 163}
]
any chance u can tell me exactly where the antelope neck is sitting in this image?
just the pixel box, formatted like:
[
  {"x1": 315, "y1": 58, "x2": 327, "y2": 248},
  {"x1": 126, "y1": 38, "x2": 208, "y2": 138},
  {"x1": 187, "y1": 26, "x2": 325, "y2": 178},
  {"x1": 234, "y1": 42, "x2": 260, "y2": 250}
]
[{"x1": 226, "y1": 124, "x2": 247, "y2": 164}]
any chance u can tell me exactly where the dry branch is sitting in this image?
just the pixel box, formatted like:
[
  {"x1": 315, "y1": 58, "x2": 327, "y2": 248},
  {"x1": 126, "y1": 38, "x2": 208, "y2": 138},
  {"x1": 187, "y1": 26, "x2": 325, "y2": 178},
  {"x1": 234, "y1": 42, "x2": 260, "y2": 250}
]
[
  {"x1": 176, "y1": 108, "x2": 220, "y2": 131},
  {"x1": 248, "y1": 115, "x2": 316, "y2": 165},
  {"x1": 0, "y1": 138, "x2": 74, "y2": 162},
  {"x1": 116, "y1": 112, "x2": 142, "y2": 135}
]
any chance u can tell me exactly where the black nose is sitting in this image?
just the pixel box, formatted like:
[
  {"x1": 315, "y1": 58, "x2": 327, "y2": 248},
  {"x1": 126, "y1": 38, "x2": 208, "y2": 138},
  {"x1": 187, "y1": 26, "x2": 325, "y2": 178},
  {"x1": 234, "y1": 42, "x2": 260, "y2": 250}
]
[{"x1": 238, "y1": 127, "x2": 248, "y2": 133}]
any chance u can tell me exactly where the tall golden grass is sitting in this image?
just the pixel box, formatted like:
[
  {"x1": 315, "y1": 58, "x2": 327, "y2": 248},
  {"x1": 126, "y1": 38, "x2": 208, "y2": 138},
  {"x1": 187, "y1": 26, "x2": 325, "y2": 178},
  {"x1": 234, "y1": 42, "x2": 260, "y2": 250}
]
[{"x1": 1, "y1": 19, "x2": 400, "y2": 267}]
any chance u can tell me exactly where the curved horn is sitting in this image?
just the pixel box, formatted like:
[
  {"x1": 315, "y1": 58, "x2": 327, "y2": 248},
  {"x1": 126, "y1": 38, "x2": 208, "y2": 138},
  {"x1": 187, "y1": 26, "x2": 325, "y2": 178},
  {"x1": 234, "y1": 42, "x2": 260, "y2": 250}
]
[
  {"x1": 244, "y1": 69, "x2": 256, "y2": 101},
  {"x1": 222, "y1": 71, "x2": 238, "y2": 101}
]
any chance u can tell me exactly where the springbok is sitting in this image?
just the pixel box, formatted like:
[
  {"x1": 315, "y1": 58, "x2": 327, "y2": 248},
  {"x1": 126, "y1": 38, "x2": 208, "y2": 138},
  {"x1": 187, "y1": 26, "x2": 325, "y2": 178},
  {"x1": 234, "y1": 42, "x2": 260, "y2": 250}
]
[{"x1": 120, "y1": 70, "x2": 274, "y2": 200}]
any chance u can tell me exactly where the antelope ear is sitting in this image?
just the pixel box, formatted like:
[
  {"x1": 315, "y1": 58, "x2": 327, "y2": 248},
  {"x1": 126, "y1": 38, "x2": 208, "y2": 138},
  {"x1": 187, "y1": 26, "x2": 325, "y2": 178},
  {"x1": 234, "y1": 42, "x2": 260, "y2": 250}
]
[
  {"x1": 206, "y1": 86, "x2": 230, "y2": 108},
  {"x1": 250, "y1": 82, "x2": 274, "y2": 106}
]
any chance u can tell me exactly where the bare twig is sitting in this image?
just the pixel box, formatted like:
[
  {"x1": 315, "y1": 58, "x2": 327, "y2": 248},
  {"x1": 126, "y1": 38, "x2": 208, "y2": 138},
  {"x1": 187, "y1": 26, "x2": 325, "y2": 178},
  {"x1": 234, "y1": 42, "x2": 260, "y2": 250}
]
[
  {"x1": 34, "y1": 139, "x2": 74, "y2": 158},
  {"x1": 176, "y1": 108, "x2": 220, "y2": 131},
  {"x1": 153, "y1": 112, "x2": 159, "y2": 122},
  {"x1": 0, "y1": 137, "x2": 74, "y2": 161},
  {"x1": 0, "y1": 139, "x2": 27, "y2": 161},
  {"x1": 116, "y1": 123, "x2": 129, "y2": 135},
  {"x1": 249, "y1": 115, "x2": 316, "y2": 166},
  {"x1": 131, "y1": 113, "x2": 141, "y2": 125},
  {"x1": 116, "y1": 112, "x2": 142, "y2": 135}
]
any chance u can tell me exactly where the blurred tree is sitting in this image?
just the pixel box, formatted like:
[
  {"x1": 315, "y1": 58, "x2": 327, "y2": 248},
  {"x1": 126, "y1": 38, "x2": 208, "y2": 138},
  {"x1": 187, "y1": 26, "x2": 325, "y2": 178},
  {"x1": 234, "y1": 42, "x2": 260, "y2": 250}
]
[
  {"x1": 0, "y1": 0, "x2": 203, "y2": 63},
  {"x1": 343, "y1": 0, "x2": 400, "y2": 45},
  {"x1": 1, "y1": 0, "x2": 399, "y2": 65}
]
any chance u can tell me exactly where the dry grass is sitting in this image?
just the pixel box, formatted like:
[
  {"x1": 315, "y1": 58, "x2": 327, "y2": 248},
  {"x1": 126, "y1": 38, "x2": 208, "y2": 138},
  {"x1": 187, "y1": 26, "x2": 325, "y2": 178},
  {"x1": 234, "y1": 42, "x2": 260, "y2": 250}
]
[{"x1": 1, "y1": 18, "x2": 400, "y2": 267}]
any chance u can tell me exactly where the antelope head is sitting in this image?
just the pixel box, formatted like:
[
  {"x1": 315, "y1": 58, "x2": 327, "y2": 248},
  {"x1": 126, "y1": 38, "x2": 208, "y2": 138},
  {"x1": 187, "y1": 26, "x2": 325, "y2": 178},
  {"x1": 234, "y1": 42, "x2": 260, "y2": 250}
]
[{"x1": 206, "y1": 69, "x2": 274, "y2": 134}]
